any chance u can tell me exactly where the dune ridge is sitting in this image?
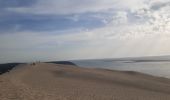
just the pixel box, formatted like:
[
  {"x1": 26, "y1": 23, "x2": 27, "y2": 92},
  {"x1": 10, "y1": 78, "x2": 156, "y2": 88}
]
[{"x1": 0, "y1": 63, "x2": 170, "y2": 100}]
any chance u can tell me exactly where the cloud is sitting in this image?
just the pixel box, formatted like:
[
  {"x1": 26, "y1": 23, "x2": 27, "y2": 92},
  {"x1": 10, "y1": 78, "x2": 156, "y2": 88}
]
[
  {"x1": 1, "y1": 0, "x2": 170, "y2": 63},
  {"x1": 6, "y1": 0, "x2": 114, "y2": 15},
  {"x1": 0, "y1": 13, "x2": 106, "y2": 33},
  {"x1": 1, "y1": 26, "x2": 170, "y2": 63},
  {"x1": 0, "y1": 0, "x2": 36, "y2": 8},
  {"x1": 150, "y1": 0, "x2": 170, "y2": 10},
  {"x1": 6, "y1": 0, "x2": 148, "y2": 15},
  {"x1": 3, "y1": 0, "x2": 170, "y2": 33}
]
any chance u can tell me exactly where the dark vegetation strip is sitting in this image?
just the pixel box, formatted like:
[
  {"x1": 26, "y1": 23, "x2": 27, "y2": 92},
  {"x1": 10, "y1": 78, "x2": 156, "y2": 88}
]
[{"x1": 0, "y1": 63, "x2": 21, "y2": 75}]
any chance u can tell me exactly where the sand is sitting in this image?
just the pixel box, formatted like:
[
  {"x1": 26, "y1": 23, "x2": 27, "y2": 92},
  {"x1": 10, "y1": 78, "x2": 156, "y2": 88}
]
[{"x1": 0, "y1": 63, "x2": 170, "y2": 100}]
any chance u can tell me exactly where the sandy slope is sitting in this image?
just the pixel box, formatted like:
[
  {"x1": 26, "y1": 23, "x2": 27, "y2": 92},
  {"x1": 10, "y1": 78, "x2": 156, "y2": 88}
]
[{"x1": 0, "y1": 63, "x2": 170, "y2": 100}]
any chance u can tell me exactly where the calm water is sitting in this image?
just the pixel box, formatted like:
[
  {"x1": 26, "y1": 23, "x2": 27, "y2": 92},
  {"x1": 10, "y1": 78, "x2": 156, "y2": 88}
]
[{"x1": 72, "y1": 57, "x2": 170, "y2": 78}]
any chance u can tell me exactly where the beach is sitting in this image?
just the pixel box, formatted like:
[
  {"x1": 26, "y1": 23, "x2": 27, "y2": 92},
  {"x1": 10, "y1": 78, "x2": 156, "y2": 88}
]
[{"x1": 0, "y1": 63, "x2": 170, "y2": 100}]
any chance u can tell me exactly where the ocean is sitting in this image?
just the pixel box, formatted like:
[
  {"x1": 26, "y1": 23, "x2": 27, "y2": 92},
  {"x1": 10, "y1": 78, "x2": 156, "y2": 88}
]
[{"x1": 72, "y1": 56, "x2": 170, "y2": 78}]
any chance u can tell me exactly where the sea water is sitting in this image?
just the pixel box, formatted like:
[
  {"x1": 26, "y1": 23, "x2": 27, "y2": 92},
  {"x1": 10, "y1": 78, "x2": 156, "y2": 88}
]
[{"x1": 72, "y1": 57, "x2": 170, "y2": 78}]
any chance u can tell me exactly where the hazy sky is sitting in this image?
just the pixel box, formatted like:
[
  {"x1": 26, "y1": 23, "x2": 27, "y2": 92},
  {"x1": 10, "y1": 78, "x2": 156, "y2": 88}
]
[{"x1": 0, "y1": 0, "x2": 170, "y2": 63}]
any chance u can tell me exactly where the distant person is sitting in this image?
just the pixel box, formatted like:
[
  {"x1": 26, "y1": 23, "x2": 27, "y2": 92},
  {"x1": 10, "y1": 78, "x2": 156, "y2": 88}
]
[{"x1": 33, "y1": 63, "x2": 36, "y2": 66}]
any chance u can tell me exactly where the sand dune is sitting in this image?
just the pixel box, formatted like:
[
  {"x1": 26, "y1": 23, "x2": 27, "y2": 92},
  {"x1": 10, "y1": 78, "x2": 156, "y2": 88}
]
[{"x1": 0, "y1": 63, "x2": 170, "y2": 100}]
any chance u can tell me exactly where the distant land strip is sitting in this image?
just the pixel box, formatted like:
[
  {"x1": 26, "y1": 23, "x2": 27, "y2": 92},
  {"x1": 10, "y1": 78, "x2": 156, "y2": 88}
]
[{"x1": 46, "y1": 61, "x2": 77, "y2": 66}]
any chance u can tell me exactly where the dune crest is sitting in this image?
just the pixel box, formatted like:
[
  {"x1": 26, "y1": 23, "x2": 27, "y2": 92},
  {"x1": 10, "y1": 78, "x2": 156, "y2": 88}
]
[{"x1": 0, "y1": 63, "x2": 170, "y2": 100}]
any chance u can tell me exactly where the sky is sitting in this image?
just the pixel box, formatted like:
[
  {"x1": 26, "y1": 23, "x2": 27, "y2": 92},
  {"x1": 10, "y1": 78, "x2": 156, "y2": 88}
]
[{"x1": 0, "y1": 0, "x2": 170, "y2": 63}]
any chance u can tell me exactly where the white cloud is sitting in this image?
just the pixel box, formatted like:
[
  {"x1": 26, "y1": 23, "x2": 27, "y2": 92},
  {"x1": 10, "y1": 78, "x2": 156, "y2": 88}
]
[{"x1": 1, "y1": 0, "x2": 170, "y2": 63}]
